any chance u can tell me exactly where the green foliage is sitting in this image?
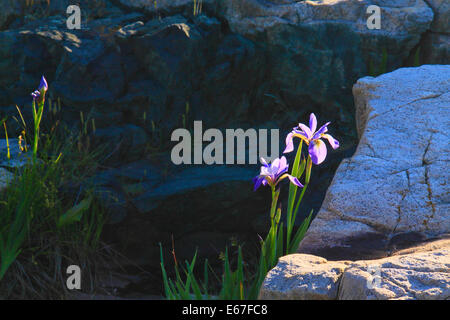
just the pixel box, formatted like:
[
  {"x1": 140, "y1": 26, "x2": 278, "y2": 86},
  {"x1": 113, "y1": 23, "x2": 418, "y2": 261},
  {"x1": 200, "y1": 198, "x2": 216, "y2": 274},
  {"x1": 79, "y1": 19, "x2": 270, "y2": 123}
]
[
  {"x1": 160, "y1": 245, "x2": 212, "y2": 300},
  {"x1": 193, "y1": 0, "x2": 203, "y2": 16},
  {"x1": 413, "y1": 46, "x2": 422, "y2": 67},
  {"x1": 57, "y1": 196, "x2": 93, "y2": 228},
  {"x1": 182, "y1": 102, "x2": 190, "y2": 129},
  {"x1": 32, "y1": 97, "x2": 44, "y2": 163},
  {"x1": 160, "y1": 140, "x2": 314, "y2": 300},
  {"x1": 0, "y1": 95, "x2": 109, "y2": 298},
  {"x1": 161, "y1": 245, "x2": 254, "y2": 300}
]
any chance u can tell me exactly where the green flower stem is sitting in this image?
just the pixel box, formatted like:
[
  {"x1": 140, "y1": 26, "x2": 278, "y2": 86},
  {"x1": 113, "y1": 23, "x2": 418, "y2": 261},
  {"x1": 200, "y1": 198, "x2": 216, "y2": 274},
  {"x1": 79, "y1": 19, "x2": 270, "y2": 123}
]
[
  {"x1": 288, "y1": 156, "x2": 312, "y2": 253},
  {"x1": 32, "y1": 98, "x2": 45, "y2": 163},
  {"x1": 267, "y1": 185, "x2": 279, "y2": 267},
  {"x1": 286, "y1": 141, "x2": 303, "y2": 253},
  {"x1": 305, "y1": 156, "x2": 312, "y2": 185},
  {"x1": 270, "y1": 185, "x2": 278, "y2": 220}
]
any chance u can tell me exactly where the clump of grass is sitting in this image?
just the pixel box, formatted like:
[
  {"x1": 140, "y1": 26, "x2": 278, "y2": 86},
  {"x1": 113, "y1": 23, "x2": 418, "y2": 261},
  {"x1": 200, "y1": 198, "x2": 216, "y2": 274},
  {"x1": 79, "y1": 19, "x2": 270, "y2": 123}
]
[
  {"x1": 0, "y1": 77, "x2": 117, "y2": 299},
  {"x1": 159, "y1": 157, "x2": 312, "y2": 300},
  {"x1": 193, "y1": 0, "x2": 203, "y2": 16}
]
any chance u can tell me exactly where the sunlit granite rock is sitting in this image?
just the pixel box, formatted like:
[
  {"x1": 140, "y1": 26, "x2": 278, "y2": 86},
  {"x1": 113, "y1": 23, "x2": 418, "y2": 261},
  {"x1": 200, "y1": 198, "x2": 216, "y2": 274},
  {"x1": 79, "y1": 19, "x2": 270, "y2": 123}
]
[
  {"x1": 298, "y1": 65, "x2": 450, "y2": 260},
  {"x1": 261, "y1": 238, "x2": 450, "y2": 300}
]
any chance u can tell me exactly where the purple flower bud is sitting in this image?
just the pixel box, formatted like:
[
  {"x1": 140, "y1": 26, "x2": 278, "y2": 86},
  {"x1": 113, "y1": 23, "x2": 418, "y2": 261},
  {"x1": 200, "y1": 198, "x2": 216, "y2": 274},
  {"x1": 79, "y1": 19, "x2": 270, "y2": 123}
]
[
  {"x1": 38, "y1": 75, "x2": 48, "y2": 92},
  {"x1": 31, "y1": 76, "x2": 48, "y2": 102}
]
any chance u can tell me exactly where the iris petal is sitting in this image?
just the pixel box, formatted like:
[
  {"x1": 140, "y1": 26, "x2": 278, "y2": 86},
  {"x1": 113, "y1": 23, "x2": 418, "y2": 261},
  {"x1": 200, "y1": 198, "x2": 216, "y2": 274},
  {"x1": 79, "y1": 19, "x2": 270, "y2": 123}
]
[
  {"x1": 270, "y1": 158, "x2": 280, "y2": 176},
  {"x1": 271, "y1": 157, "x2": 280, "y2": 169},
  {"x1": 292, "y1": 132, "x2": 310, "y2": 145},
  {"x1": 322, "y1": 134, "x2": 339, "y2": 149},
  {"x1": 260, "y1": 166, "x2": 269, "y2": 176},
  {"x1": 39, "y1": 75, "x2": 48, "y2": 92},
  {"x1": 253, "y1": 176, "x2": 264, "y2": 191},
  {"x1": 309, "y1": 113, "x2": 317, "y2": 134},
  {"x1": 260, "y1": 157, "x2": 269, "y2": 167},
  {"x1": 277, "y1": 156, "x2": 288, "y2": 175},
  {"x1": 283, "y1": 132, "x2": 294, "y2": 153},
  {"x1": 298, "y1": 123, "x2": 313, "y2": 139},
  {"x1": 31, "y1": 90, "x2": 40, "y2": 100},
  {"x1": 278, "y1": 174, "x2": 304, "y2": 188},
  {"x1": 312, "y1": 122, "x2": 330, "y2": 140},
  {"x1": 287, "y1": 175, "x2": 304, "y2": 188},
  {"x1": 308, "y1": 139, "x2": 327, "y2": 165}
]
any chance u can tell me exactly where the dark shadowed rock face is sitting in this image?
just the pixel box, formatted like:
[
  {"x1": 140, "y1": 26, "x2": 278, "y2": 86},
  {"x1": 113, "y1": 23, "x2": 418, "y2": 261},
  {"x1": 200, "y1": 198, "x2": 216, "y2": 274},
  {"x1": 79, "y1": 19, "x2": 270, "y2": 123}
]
[
  {"x1": 417, "y1": 0, "x2": 449, "y2": 64},
  {"x1": 0, "y1": 11, "x2": 269, "y2": 150},
  {"x1": 0, "y1": 0, "x2": 355, "y2": 231},
  {"x1": 0, "y1": 0, "x2": 440, "y2": 148}
]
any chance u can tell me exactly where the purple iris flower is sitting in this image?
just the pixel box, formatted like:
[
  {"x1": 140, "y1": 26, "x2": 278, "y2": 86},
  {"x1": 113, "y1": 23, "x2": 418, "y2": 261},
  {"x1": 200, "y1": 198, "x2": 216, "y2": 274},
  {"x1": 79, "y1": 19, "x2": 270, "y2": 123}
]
[
  {"x1": 284, "y1": 113, "x2": 339, "y2": 165},
  {"x1": 253, "y1": 156, "x2": 304, "y2": 191},
  {"x1": 31, "y1": 75, "x2": 48, "y2": 101}
]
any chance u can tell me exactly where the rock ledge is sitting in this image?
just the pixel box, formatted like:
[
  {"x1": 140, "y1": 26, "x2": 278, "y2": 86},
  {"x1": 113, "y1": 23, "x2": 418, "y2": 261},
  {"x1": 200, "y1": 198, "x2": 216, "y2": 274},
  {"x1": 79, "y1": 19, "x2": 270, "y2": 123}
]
[{"x1": 260, "y1": 238, "x2": 450, "y2": 300}]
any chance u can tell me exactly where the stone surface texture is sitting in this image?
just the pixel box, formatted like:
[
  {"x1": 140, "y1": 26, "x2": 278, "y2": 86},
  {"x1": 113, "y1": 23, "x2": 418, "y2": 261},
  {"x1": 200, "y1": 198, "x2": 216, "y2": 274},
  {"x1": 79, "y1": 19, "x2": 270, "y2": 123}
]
[
  {"x1": 298, "y1": 65, "x2": 450, "y2": 260},
  {"x1": 261, "y1": 239, "x2": 450, "y2": 300},
  {"x1": 259, "y1": 254, "x2": 350, "y2": 300}
]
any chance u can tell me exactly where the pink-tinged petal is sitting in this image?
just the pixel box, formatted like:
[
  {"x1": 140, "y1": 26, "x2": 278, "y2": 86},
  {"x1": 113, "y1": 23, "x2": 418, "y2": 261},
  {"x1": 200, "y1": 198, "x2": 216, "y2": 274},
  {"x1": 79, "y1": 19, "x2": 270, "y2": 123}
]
[
  {"x1": 271, "y1": 157, "x2": 280, "y2": 173},
  {"x1": 283, "y1": 132, "x2": 294, "y2": 153},
  {"x1": 277, "y1": 156, "x2": 288, "y2": 175},
  {"x1": 308, "y1": 139, "x2": 327, "y2": 165},
  {"x1": 309, "y1": 113, "x2": 317, "y2": 134},
  {"x1": 260, "y1": 157, "x2": 269, "y2": 167},
  {"x1": 312, "y1": 122, "x2": 330, "y2": 140},
  {"x1": 298, "y1": 123, "x2": 312, "y2": 139},
  {"x1": 287, "y1": 175, "x2": 304, "y2": 188},
  {"x1": 260, "y1": 165, "x2": 270, "y2": 176},
  {"x1": 322, "y1": 134, "x2": 339, "y2": 149}
]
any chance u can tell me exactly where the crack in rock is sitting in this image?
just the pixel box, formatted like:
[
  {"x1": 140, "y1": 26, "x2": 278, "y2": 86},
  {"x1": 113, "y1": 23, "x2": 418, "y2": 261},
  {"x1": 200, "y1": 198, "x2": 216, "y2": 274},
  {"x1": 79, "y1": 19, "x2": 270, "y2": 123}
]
[{"x1": 422, "y1": 133, "x2": 437, "y2": 230}]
